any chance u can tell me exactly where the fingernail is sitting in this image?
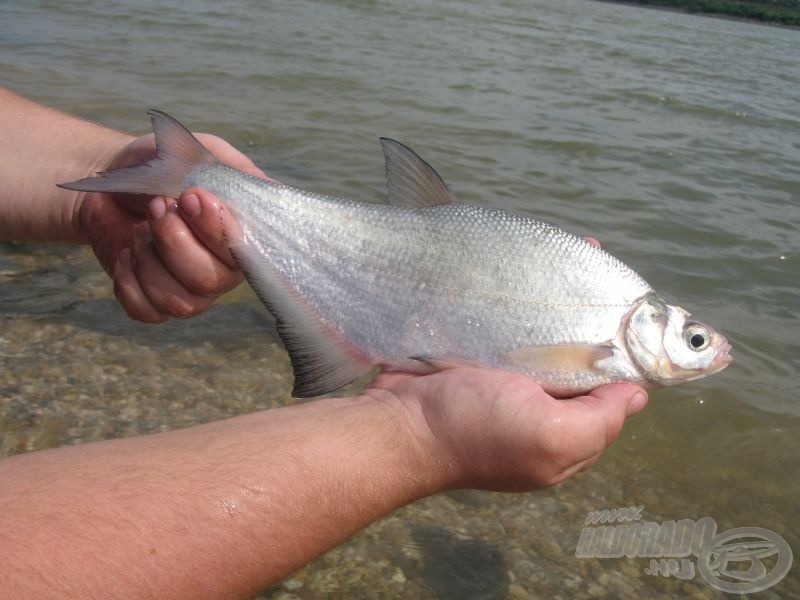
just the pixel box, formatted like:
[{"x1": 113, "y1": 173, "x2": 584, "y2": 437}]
[
  {"x1": 119, "y1": 247, "x2": 131, "y2": 267},
  {"x1": 133, "y1": 222, "x2": 152, "y2": 246},
  {"x1": 120, "y1": 246, "x2": 137, "y2": 271},
  {"x1": 149, "y1": 197, "x2": 167, "y2": 220},
  {"x1": 181, "y1": 193, "x2": 202, "y2": 217},
  {"x1": 627, "y1": 392, "x2": 648, "y2": 416}
]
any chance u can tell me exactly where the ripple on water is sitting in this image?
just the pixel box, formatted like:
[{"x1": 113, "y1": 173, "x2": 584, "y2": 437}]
[{"x1": 2, "y1": 0, "x2": 799, "y2": 596}]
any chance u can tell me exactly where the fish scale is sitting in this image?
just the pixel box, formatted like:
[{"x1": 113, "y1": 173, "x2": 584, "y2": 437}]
[{"x1": 60, "y1": 110, "x2": 731, "y2": 397}]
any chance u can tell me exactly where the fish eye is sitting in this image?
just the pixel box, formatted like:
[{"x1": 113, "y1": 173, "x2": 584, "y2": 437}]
[{"x1": 684, "y1": 324, "x2": 710, "y2": 352}]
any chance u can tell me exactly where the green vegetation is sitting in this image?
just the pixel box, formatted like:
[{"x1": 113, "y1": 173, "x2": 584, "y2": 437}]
[{"x1": 604, "y1": 0, "x2": 800, "y2": 26}]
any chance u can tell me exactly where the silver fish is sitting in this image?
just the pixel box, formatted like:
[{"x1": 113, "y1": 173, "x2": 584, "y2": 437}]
[{"x1": 61, "y1": 111, "x2": 732, "y2": 397}]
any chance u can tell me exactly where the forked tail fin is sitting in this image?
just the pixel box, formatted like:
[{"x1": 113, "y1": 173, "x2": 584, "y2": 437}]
[{"x1": 58, "y1": 110, "x2": 218, "y2": 197}]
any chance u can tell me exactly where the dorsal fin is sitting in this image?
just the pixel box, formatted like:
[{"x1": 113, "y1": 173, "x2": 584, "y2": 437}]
[{"x1": 379, "y1": 138, "x2": 456, "y2": 208}]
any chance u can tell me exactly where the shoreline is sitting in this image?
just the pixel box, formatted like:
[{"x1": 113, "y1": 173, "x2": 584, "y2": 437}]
[{"x1": 592, "y1": 0, "x2": 800, "y2": 30}]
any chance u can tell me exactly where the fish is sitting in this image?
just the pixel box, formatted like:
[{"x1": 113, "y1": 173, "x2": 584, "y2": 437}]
[{"x1": 60, "y1": 110, "x2": 732, "y2": 398}]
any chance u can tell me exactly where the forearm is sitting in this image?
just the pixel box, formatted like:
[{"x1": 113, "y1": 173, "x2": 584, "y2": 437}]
[
  {"x1": 0, "y1": 393, "x2": 443, "y2": 599},
  {"x1": 0, "y1": 86, "x2": 132, "y2": 243}
]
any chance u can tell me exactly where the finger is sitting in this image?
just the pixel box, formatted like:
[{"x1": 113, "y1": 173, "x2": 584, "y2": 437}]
[
  {"x1": 582, "y1": 236, "x2": 601, "y2": 249},
  {"x1": 559, "y1": 384, "x2": 647, "y2": 459},
  {"x1": 552, "y1": 452, "x2": 604, "y2": 485},
  {"x1": 148, "y1": 196, "x2": 243, "y2": 295},
  {"x1": 131, "y1": 236, "x2": 215, "y2": 319},
  {"x1": 575, "y1": 453, "x2": 602, "y2": 473},
  {"x1": 576, "y1": 383, "x2": 648, "y2": 413},
  {"x1": 178, "y1": 188, "x2": 245, "y2": 270},
  {"x1": 112, "y1": 248, "x2": 167, "y2": 324},
  {"x1": 80, "y1": 192, "x2": 142, "y2": 276},
  {"x1": 543, "y1": 385, "x2": 646, "y2": 484}
]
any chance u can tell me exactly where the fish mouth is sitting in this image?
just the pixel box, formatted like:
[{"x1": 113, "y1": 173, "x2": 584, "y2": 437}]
[{"x1": 711, "y1": 338, "x2": 733, "y2": 372}]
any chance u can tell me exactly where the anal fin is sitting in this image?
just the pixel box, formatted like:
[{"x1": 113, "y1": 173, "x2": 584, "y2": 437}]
[{"x1": 226, "y1": 215, "x2": 372, "y2": 398}]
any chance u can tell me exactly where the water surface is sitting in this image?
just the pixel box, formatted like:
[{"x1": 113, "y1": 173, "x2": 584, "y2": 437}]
[{"x1": 1, "y1": 1, "x2": 798, "y2": 597}]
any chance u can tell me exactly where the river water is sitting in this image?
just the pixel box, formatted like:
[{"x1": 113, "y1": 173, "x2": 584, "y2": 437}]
[{"x1": 1, "y1": 0, "x2": 798, "y2": 597}]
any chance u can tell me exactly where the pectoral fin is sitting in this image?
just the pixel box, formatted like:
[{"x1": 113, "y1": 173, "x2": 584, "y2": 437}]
[
  {"x1": 409, "y1": 356, "x2": 482, "y2": 371},
  {"x1": 507, "y1": 345, "x2": 615, "y2": 373}
]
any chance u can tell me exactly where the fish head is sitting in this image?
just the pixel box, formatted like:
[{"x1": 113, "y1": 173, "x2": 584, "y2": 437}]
[{"x1": 625, "y1": 296, "x2": 732, "y2": 386}]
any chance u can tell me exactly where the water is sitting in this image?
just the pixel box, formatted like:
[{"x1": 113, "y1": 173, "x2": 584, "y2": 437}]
[{"x1": 1, "y1": 0, "x2": 798, "y2": 597}]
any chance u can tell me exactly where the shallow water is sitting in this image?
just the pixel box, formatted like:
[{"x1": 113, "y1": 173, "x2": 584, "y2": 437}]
[{"x1": 1, "y1": 0, "x2": 798, "y2": 597}]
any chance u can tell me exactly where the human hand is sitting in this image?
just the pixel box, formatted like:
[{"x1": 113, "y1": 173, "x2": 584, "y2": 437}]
[
  {"x1": 365, "y1": 368, "x2": 647, "y2": 492},
  {"x1": 76, "y1": 133, "x2": 269, "y2": 323},
  {"x1": 361, "y1": 233, "x2": 642, "y2": 493}
]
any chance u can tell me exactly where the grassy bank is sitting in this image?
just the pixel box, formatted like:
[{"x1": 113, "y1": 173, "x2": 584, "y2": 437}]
[{"x1": 600, "y1": 0, "x2": 800, "y2": 27}]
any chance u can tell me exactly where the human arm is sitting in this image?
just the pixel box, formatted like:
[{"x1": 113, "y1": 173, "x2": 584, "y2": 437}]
[
  {"x1": 0, "y1": 87, "x2": 130, "y2": 243},
  {"x1": 0, "y1": 86, "x2": 264, "y2": 322},
  {"x1": 0, "y1": 369, "x2": 646, "y2": 599},
  {"x1": 0, "y1": 94, "x2": 649, "y2": 597}
]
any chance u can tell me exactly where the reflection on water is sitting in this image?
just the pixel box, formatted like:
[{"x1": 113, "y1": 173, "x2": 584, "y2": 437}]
[{"x1": 1, "y1": 0, "x2": 799, "y2": 597}]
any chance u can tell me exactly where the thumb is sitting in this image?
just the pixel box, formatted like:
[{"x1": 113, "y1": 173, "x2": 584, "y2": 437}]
[
  {"x1": 562, "y1": 384, "x2": 648, "y2": 459},
  {"x1": 589, "y1": 383, "x2": 649, "y2": 418},
  {"x1": 178, "y1": 188, "x2": 242, "y2": 270}
]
